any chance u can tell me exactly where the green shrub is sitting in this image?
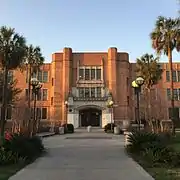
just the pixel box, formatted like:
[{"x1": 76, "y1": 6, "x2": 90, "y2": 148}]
[
  {"x1": 63, "y1": 124, "x2": 74, "y2": 133},
  {"x1": 104, "y1": 123, "x2": 115, "y2": 133},
  {"x1": 3, "y1": 134, "x2": 45, "y2": 160},
  {"x1": 0, "y1": 148, "x2": 23, "y2": 165},
  {"x1": 127, "y1": 131, "x2": 161, "y2": 153}
]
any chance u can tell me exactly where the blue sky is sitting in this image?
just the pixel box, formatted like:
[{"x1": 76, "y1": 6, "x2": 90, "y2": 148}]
[{"x1": 1, "y1": 0, "x2": 179, "y2": 62}]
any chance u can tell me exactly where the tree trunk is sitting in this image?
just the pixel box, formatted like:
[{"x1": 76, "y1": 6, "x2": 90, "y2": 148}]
[
  {"x1": 168, "y1": 48, "x2": 175, "y2": 135},
  {"x1": 1, "y1": 65, "x2": 8, "y2": 137},
  {"x1": 27, "y1": 64, "x2": 32, "y2": 135}
]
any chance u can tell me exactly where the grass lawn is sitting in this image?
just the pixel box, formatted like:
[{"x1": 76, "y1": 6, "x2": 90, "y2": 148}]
[{"x1": 0, "y1": 163, "x2": 25, "y2": 180}]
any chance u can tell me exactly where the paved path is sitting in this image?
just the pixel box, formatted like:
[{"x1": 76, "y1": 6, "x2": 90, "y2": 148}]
[{"x1": 9, "y1": 130, "x2": 154, "y2": 180}]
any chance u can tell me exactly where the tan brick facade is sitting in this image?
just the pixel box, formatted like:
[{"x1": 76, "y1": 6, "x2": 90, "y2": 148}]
[{"x1": 5, "y1": 47, "x2": 180, "y2": 128}]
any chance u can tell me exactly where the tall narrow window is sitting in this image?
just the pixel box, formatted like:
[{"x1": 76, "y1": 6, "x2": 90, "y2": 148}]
[
  {"x1": 91, "y1": 88, "x2": 95, "y2": 97},
  {"x1": 96, "y1": 69, "x2": 101, "y2": 80},
  {"x1": 166, "y1": 71, "x2": 170, "y2": 82},
  {"x1": 38, "y1": 71, "x2": 43, "y2": 82},
  {"x1": 37, "y1": 90, "x2": 42, "y2": 101},
  {"x1": 172, "y1": 71, "x2": 177, "y2": 82},
  {"x1": 79, "y1": 88, "x2": 84, "y2": 97},
  {"x1": 174, "y1": 89, "x2": 178, "y2": 100},
  {"x1": 91, "y1": 68, "x2": 96, "y2": 80},
  {"x1": 79, "y1": 69, "x2": 84, "y2": 80},
  {"x1": 178, "y1": 71, "x2": 180, "y2": 82},
  {"x1": 52, "y1": 78, "x2": 54, "y2": 86},
  {"x1": 97, "y1": 87, "x2": 101, "y2": 97},
  {"x1": 85, "y1": 88, "x2": 90, "y2": 97},
  {"x1": 85, "y1": 69, "x2": 90, "y2": 80},
  {"x1": 25, "y1": 89, "x2": 28, "y2": 100},
  {"x1": 42, "y1": 108, "x2": 47, "y2": 119},
  {"x1": 43, "y1": 71, "x2": 48, "y2": 83},
  {"x1": 166, "y1": 88, "x2": 171, "y2": 100},
  {"x1": 42, "y1": 89, "x2": 48, "y2": 101}
]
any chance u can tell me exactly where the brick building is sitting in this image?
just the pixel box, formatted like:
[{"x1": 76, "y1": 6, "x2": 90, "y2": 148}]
[{"x1": 5, "y1": 47, "x2": 180, "y2": 128}]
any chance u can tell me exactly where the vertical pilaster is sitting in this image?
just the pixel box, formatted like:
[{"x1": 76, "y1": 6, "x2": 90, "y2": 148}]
[{"x1": 62, "y1": 47, "x2": 72, "y2": 122}]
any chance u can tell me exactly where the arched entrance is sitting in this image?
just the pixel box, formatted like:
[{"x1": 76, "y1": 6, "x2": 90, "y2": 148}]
[{"x1": 79, "y1": 108, "x2": 102, "y2": 127}]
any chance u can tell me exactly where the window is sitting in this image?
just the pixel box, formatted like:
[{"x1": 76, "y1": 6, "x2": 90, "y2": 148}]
[
  {"x1": 127, "y1": 96, "x2": 129, "y2": 106},
  {"x1": 96, "y1": 69, "x2": 101, "y2": 80},
  {"x1": 52, "y1": 78, "x2": 54, "y2": 86},
  {"x1": 79, "y1": 88, "x2": 84, "y2": 97},
  {"x1": 178, "y1": 71, "x2": 180, "y2": 82},
  {"x1": 27, "y1": 71, "x2": 49, "y2": 83},
  {"x1": 79, "y1": 69, "x2": 84, "y2": 80},
  {"x1": 97, "y1": 87, "x2": 101, "y2": 97},
  {"x1": 173, "y1": 89, "x2": 178, "y2": 100},
  {"x1": 91, "y1": 69, "x2": 96, "y2": 80},
  {"x1": 168, "y1": 107, "x2": 179, "y2": 120},
  {"x1": 85, "y1": 88, "x2": 90, "y2": 97},
  {"x1": 172, "y1": 71, "x2": 177, "y2": 82},
  {"x1": 37, "y1": 90, "x2": 41, "y2": 101},
  {"x1": 42, "y1": 108, "x2": 47, "y2": 119},
  {"x1": 43, "y1": 71, "x2": 48, "y2": 82},
  {"x1": 42, "y1": 89, "x2": 48, "y2": 101},
  {"x1": 85, "y1": 69, "x2": 90, "y2": 80},
  {"x1": 166, "y1": 71, "x2": 170, "y2": 82},
  {"x1": 30, "y1": 107, "x2": 48, "y2": 120},
  {"x1": 166, "y1": 88, "x2": 171, "y2": 100},
  {"x1": 38, "y1": 71, "x2": 43, "y2": 82},
  {"x1": 91, "y1": 88, "x2": 95, "y2": 97},
  {"x1": 6, "y1": 107, "x2": 12, "y2": 120},
  {"x1": 51, "y1": 97, "x2": 53, "y2": 105}
]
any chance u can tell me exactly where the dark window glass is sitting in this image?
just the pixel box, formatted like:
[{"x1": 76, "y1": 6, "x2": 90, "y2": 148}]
[
  {"x1": 173, "y1": 89, "x2": 178, "y2": 100},
  {"x1": 85, "y1": 88, "x2": 90, "y2": 97},
  {"x1": 166, "y1": 88, "x2": 171, "y2": 100},
  {"x1": 166, "y1": 71, "x2": 170, "y2": 82},
  {"x1": 91, "y1": 69, "x2": 96, "y2": 80},
  {"x1": 97, "y1": 87, "x2": 101, "y2": 97},
  {"x1": 42, "y1": 89, "x2": 48, "y2": 101},
  {"x1": 91, "y1": 88, "x2": 95, "y2": 97},
  {"x1": 96, "y1": 69, "x2": 101, "y2": 80},
  {"x1": 79, "y1": 88, "x2": 84, "y2": 97},
  {"x1": 79, "y1": 69, "x2": 84, "y2": 80},
  {"x1": 172, "y1": 71, "x2": 177, "y2": 82},
  {"x1": 42, "y1": 108, "x2": 47, "y2": 119},
  {"x1": 85, "y1": 69, "x2": 90, "y2": 80},
  {"x1": 43, "y1": 71, "x2": 48, "y2": 83}
]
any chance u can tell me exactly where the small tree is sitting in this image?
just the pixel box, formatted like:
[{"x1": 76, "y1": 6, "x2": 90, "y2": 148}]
[
  {"x1": 24, "y1": 45, "x2": 44, "y2": 134},
  {"x1": 0, "y1": 26, "x2": 26, "y2": 136},
  {"x1": 136, "y1": 54, "x2": 163, "y2": 131}
]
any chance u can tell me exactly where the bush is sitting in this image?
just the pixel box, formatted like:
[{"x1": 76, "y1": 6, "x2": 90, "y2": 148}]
[
  {"x1": 127, "y1": 131, "x2": 161, "y2": 153},
  {"x1": 3, "y1": 133, "x2": 45, "y2": 160},
  {"x1": 62, "y1": 124, "x2": 74, "y2": 133},
  {"x1": 104, "y1": 123, "x2": 115, "y2": 133},
  {"x1": 0, "y1": 148, "x2": 20, "y2": 165}
]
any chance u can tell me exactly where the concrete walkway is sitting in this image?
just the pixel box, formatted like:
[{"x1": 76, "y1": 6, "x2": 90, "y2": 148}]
[{"x1": 9, "y1": 130, "x2": 154, "y2": 180}]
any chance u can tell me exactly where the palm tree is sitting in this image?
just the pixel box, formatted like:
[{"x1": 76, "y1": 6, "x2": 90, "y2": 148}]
[
  {"x1": 0, "y1": 26, "x2": 26, "y2": 136},
  {"x1": 150, "y1": 16, "x2": 180, "y2": 133},
  {"x1": 136, "y1": 54, "x2": 163, "y2": 131},
  {"x1": 24, "y1": 45, "x2": 44, "y2": 134}
]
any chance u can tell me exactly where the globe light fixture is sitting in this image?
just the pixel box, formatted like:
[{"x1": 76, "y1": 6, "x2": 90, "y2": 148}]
[{"x1": 135, "y1": 77, "x2": 144, "y2": 86}]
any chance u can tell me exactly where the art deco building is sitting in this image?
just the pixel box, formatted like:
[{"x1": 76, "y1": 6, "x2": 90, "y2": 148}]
[{"x1": 4, "y1": 47, "x2": 180, "y2": 129}]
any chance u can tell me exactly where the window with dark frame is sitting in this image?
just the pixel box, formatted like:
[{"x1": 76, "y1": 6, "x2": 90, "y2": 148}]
[
  {"x1": 91, "y1": 68, "x2": 96, "y2": 80},
  {"x1": 97, "y1": 87, "x2": 101, "y2": 97},
  {"x1": 166, "y1": 71, "x2": 170, "y2": 82},
  {"x1": 79, "y1": 88, "x2": 84, "y2": 97},
  {"x1": 85, "y1": 88, "x2": 90, "y2": 97},
  {"x1": 79, "y1": 69, "x2": 84, "y2": 80},
  {"x1": 85, "y1": 69, "x2": 90, "y2": 80},
  {"x1": 96, "y1": 69, "x2": 101, "y2": 80},
  {"x1": 172, "y1": 71, "x2": 177, "y2": 82},
  {"x1": 166, "y1": 88, "x2": 171, "y2": 100},
  {"x1": 91, "y1": 87, "x2": 95, "y2": 97}
]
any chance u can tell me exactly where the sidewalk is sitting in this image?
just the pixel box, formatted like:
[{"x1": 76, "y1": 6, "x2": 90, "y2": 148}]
[{"x1": 9, "y1": 130, "x2": 154, "y2": 180}]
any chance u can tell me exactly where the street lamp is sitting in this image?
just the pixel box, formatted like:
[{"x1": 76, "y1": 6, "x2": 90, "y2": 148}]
[
  {"x1": 132, "y1": 77, "x2": 144, "y2": 131},
  {"x1": 64, "y1": 101, "x2": 68, "y2": 125},
  {"x1": 30, "y1": 78, "x2": 42, "y2": 135},
  {"x1": 107, "y1": 100, "x2": 114, "y2": 131}
]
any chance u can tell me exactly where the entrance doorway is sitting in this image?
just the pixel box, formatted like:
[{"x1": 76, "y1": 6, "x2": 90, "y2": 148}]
[{"x1": 79, "y1": 108, "x2": 101, "y2": 127}]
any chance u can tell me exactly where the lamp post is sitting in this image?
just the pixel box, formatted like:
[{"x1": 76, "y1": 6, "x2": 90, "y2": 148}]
[
  {"x1": 30, "y1": 78, "x2": 42, "y2": 135},
  {"x1": 107, "y1": 100, "x2": 114, "y2": 131},
  {"x1": 64, "y1": 100, "x2": 68, "y2": 125},
  {"x1": 132, "y1": 77, "x2": 144, "y2": 131}
]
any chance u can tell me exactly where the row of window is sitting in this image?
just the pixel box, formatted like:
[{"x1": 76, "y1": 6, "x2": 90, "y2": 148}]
[
  {"x1": 79, "y1": 68, "x2": 102, "y2": 81},
  {"x1": 0, "y1": 107, "x2": 48, "y2": 120},
  {"x1": 79, "y1": 87, "x2": 102, "y2": 98},
  {"x1": 26, "y1": 71, "x2": 48, "y2": 83},
  {"x1": 166, "y1": 71, "x2": 180, "y2": 82},
  {"x1": 166, "y1": 88, "x2": 180, "y2": 101},
  {"x1": 25, "y1": 89, "x2": 48, "y2": 101}
]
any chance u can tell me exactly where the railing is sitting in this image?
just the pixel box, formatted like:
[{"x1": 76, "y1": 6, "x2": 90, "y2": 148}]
[{"x1": 73, "y1": 96, "x2": 108, "y2": 101}]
